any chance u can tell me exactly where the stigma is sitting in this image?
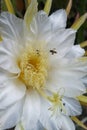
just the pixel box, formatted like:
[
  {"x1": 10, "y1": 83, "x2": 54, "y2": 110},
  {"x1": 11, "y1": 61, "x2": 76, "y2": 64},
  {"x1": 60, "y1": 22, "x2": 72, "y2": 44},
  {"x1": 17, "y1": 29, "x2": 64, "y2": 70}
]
[{"x1": 48, "y1": 92, "x2": 66, "y2": 115}]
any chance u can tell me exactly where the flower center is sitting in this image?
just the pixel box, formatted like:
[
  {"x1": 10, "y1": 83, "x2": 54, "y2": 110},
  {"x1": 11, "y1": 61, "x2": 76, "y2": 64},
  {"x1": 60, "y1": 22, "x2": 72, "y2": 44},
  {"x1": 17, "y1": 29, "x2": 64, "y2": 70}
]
[{"x1": 19, "y1": 46, "x2": 48, "y2": 90}]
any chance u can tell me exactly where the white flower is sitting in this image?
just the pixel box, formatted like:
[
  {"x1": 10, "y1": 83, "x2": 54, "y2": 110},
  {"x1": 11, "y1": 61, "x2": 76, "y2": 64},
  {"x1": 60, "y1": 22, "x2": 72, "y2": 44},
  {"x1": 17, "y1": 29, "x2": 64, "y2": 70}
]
[{"x1": 0, "y1": 0, "x2": 87, "y2": 130}]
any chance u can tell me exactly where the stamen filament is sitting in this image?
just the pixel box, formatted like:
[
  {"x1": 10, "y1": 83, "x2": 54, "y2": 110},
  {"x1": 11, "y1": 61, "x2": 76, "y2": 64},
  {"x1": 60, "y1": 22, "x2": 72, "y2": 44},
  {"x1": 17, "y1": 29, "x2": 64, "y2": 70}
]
[
  {"x1": 44, "y1": 0, "x2": 52, "y2": 15},
  {"x1": 4, "y1": 0, "x2": 15, "y2": 14},
  {"x1": 71, "y1": 13, "x2": 87, "y2": 30},
  {"x1": 66, "y1": 0, "x2": 72, "y2": 16},
  {"x1": 80, "y1": 41, "x2": 87, "y2": 48},
  {"x1": 71, "y1": 117, "x2": 87, "y2": 130}
]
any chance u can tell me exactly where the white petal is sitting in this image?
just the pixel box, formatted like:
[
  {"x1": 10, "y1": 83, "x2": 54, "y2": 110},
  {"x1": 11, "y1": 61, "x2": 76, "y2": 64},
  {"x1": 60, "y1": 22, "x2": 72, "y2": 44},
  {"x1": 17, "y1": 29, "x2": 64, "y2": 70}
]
[
  {"x1": 0, "y1": 68, "x2": 17, "y2": 82},
  {"x1": 65, "y1": 45, "x2": 85, "y2": 59},
  {"x1": 21, "y1": 91, "x2": 40, "y2": 130},
  {"x1": 34, "y1": 121, "x2": 46, "y2": 130},
  {"x1": 15, "y1": 121, "x2": 45, "y2": 130},
  {"x1": 56, "y1": 115, "x2": 75, "y2": 130},
  {"x1": 47, "y1": 28, "x2": 76, "y2": 57},
  {"x1": 63, "y1": 80, "x2": 86, "y2": 97},
  {"x1": 0, "y1": 99, "x2": 24, "y2": 130},
  {"x1": 81, "y1": 76, "x2": 87, "y2": 85},
  {"x1": 34, "y1": 121, "x2": 45, "y2": 130},
  {"x1": 0, "y1": 12, "x2": 24, "y2": 43},
  {"x1": 47, "y1": 57, "x2": 87, "y2": 97},
  {"x1": 49, "y1": 9, "x2": 67, "y2": 29},
  {"x1": 28, "y1": 11, "x2": 51, "y2": 42},
  {"x1": 0, "y1": 39, "x2": 21, "y2": 73},
  {"x1": 40, "y1": 98, "x2": 58, "y2": 130},
  {"x1": 46, "y1": 74, "x2": 86, "y2": 97},
  {"x1": 62, "y1": 97, "x2": 82, "y2": 116},
  {"x1": 0, "y1": 79, "x2": 26, "y2": 109},
  {"x1": 40, "y1": 99, "x2": 74, "y2": 130}
]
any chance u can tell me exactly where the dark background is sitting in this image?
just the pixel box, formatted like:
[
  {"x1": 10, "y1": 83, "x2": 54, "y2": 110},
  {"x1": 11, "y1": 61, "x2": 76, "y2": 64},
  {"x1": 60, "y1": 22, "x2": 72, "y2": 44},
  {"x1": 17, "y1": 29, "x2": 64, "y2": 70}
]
[{"x1": 0, "y1": 0, "x2": 87, "y2": 130}]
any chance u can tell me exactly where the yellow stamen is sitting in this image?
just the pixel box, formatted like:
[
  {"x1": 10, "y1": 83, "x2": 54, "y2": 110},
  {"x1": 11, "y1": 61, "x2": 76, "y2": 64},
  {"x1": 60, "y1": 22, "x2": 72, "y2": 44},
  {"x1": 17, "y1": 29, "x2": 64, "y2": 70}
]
[
  {"x1": 71, "y1": 13, "x2": 87, "y2": 30},
  {"x1": 4, "y1": 0, "x2": 15, "y2": 14},
  {"x1": 44, "y1": 0, "x2": 52, "y2": 15},
  {"x1": 19, "y1": 45, "x2": 48, "y2": 90},
  {"x1": 80, "y1": 41, "x2": 87, "y2": 48},
  {"x1": 71, "y1": 117, "x2": 87, "y2": 130},
  {"x1": 66, "y1": 0, "x2": 72, "y2": 16}
]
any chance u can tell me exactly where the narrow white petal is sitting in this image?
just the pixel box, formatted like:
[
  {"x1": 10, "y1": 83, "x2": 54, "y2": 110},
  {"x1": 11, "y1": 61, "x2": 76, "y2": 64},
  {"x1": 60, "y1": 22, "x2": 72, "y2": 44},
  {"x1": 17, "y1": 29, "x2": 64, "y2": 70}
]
[
  {"x1": 81, "y1": 76, "x2": 87, "y2": 86},
  {"x1": 0, "y1": 68, "x2": 17, "y2": 82},
  {"x1": 65, "y1": 45, "x2": 85, "y2": 59},
  {"x1": 35, "y1": 121, "x2": 46, "y2": 130},
  {"x1": 15, "y1": 121, "x2": 45, "y2": 130},
  {"x1": 40, "y1": 98, "x2": 58, "y2": 130},
  {"x1": 0, "y1": 12, "x2": 24, "y2": 43},
  {"x1": 0, "y1": 79, "x2": 26, "y2": 109},
  {"x1": 0, "y1": 39, "x2": 21, "y2": 73},
  {"x1": 47, "y1": 57, "x2": 87, "y2": 97},
  {"x1": 40, "y1": 99, "x2": 75, "y2": 130},
  {"x1": 56, "y1": 115, "x2": 75, "y2": 130},
  {"x1": 49, "y1": 9, "x2": 67, "y2": 29},
  {"x1": 46, "y1": 74, "x2": 86, "y2": 97},
  {"x1": 28, "y1": 11, "x2": 51, "y2": 42},
  {"x1": 62, "y1": 97, "x2": 82, "y2": 116},
  {"x1": 21, "y1": 91, "x2": 40, "y2": 130},
  {"x1": 62, "y1": 80, "x2": 86, "y2": 97},
  {"x1": 0, "y1": 99, "x2": 24, "y2": 130}
]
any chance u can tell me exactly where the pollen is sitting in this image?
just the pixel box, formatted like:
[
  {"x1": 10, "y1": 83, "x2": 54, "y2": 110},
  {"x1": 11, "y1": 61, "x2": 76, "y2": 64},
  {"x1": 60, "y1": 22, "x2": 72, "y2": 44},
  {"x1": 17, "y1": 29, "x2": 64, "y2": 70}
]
[{"x1": 19, "y1": 45, "x2": 49, "y2": 90}]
